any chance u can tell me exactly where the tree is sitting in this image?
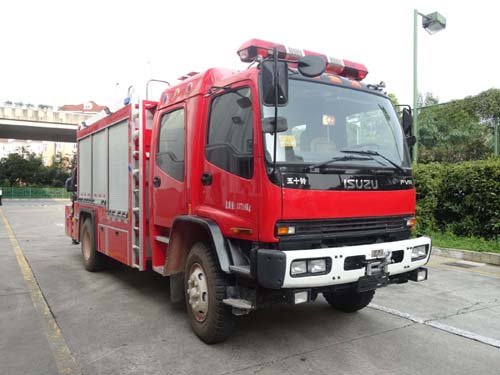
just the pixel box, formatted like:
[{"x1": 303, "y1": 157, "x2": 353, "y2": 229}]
[
  {"x1": 465, "y1": 88, "x2": 500, "y2": 120},
  {"x1": 420, "y1": 92, "x2": 439, "y2": 107},
  {"x1": 0, "y1": 151, "x2": 71, "y2": 187},
  {"x1": 40, "y1": 154, "x2": 72, "y2": 187},
  {"x1": 0, "y1": 153, "x2": 34, "y2": 186},
  {"x1": 388, "y1": 93, "x2": 399, "y2": 109},
  {"x1": 417, "y1": 90, "x2": 493, "y2": 163}
]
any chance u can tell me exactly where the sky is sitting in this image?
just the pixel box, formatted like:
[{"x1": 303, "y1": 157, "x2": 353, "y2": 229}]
[{"x1": 1, "y1": 0, "x2": 499, "y2": 108}]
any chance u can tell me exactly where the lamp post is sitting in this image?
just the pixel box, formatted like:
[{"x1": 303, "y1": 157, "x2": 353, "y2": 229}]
[
  {"x1": 413, "y1": 10, "x2": 447, "y2": 162},
  {"x1": 495, "y1": 117, "x2": 499, "y2": 157}
]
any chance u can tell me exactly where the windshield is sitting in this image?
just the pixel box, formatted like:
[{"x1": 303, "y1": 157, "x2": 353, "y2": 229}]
[{"x1": 263, "y1": 79, "x2": 411, "y2": 169}]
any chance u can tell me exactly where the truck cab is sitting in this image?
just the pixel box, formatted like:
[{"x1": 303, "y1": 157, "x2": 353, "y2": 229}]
[{"x1": 67, "y1": 39, "x2": 431, "y2": 344}]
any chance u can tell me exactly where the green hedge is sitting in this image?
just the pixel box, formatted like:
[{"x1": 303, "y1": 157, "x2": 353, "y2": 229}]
[{"x1": 414, "y1": 159, "x2": 500, "y2": 239}]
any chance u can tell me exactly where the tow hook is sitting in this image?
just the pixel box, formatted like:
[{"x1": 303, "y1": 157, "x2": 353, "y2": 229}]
[
  {"x1": 357, "y1": 251, "x2": 392, "y2": 292},
  {"x1": 364, "y1": 250, "x2": 392, "y2": 276}
]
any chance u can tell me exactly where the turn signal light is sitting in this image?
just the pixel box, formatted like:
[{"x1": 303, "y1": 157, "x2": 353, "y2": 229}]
[
  {"x1": 276, "y1": 225, "x2": 296, "y2": 235},
  {"x1": 230, "y1": 227, "x2": 253, "y2": 235},
  {"x1": 406, "y1": 217, "x2": 417, "y2": 229}
]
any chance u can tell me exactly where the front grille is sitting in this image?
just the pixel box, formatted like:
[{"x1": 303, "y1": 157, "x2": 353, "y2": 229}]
[{"x1": 277, "y1": 215, "x2": 410, "y2": 242}]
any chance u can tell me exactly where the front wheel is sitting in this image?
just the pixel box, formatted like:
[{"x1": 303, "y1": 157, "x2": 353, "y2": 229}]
[
  {"x1": 184, "y1": 242, "x2": 235, "y2": 344},
  {"x1": 323, "y1": 289, "x2": 375, "y2": 312}
]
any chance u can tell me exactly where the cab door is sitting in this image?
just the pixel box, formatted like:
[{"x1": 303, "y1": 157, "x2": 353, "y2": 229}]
[
  {"x1": 151, "y1": 106, "x2": 187, "y2": 228},
  {"x1": 197, "y1": 85, "x2": 260, "y2": 240}
]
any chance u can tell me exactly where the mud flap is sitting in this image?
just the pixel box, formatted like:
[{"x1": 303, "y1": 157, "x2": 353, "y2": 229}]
[{"x1": 170, "y1": 272, "x2": 185, "y2": 303}]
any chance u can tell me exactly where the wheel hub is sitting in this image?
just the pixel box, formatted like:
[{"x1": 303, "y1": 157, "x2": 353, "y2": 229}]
[{"x1": 187, "y1": 263, "x2": 209, "y2": 322}]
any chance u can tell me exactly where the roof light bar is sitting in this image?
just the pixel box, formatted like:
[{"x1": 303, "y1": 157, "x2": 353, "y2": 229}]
[
  {"x1": 177, "y1": 71, "x2": 199, "y2": 81},
  {"x1": 237, "y1": 39, "x2": 368, "y2": 81}
]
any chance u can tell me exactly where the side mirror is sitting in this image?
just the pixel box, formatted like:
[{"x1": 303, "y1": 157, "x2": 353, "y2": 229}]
[
  {"x1": 65, "y1": 168, "x2": 77, "y2": 192},
  {"x1": 65, "y1": 177, "x2": 74, "y2": 192},
  {"x1": 261, "y1": 60, "x2": 288, "y2": 107},
  {"x1": 406, "y1": 135, "x2": 416, "y2": 147},
  {"x1": 402, "y1": 107, "x2": 413, "y2": 136},
  {"x1": 261, "y1": 117, "x2": 288, "y2": 133}
]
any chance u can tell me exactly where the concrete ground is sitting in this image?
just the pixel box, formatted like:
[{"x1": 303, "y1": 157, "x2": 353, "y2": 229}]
[{"x1": 1, "y1": 199, "x2": 499, "y2": 375}]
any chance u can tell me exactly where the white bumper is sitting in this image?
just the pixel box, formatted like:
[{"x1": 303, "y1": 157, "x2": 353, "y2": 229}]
[{"x1": 282, "y1": 236, "x2": 431, "y2": 288}]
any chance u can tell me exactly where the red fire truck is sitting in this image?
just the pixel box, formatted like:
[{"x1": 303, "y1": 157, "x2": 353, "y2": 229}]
[{"x1": 65, "y1": 39, "x2": 431, "y2": 343}]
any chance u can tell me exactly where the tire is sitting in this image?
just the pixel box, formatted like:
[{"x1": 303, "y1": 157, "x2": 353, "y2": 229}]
[
  {"x1": 184, "y1": 242, "x2": 235, "y2": 344},
  {"x1": 323, "y1": 289, "x2": 375, "y2": 312},
  {"x1": 80, "y1": 219, "x2": 106, "y2": 272}
]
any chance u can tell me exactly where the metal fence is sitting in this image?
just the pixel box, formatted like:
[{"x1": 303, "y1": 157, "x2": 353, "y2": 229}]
[{"x1": 0, "y1": 187, "x2": 71, "y2": 199}]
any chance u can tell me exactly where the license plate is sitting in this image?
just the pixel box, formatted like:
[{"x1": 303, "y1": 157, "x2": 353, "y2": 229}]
[{"x1": 371, "y1": 249, "x2": 385, "y2": 258}]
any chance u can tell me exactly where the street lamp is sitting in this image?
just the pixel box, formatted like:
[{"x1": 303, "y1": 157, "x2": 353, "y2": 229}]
[{"x1": 413, "y1": 10, "x2": 446, "y2": 162}]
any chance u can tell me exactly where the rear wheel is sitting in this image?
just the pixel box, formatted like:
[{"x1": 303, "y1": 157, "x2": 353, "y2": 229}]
[
  {"x1": 80, "y1": 219, "x2": 106, "y2": 272},
  {"x1": 184, "y1": 242, "x2": 235, "y2": 344},
  {"x1": 323, "y1": 290, "x2": 375, "y2": 312}
]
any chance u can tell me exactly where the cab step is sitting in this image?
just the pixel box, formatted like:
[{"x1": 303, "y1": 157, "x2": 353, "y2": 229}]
[
  {"x1": 155, "y1": 235, "x2": 169, "y2": 244},
  {"x1": 222, "y1": 298, "x2": 254, "y2": 313}
]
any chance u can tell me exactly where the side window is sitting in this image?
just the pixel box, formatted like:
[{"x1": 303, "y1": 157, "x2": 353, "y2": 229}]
[
  {"x1": 206, "y1": 87, "x2": 253, "y2": 179},
  {"x1": 157, "y1": 108, "x2": 185, "y2": 182}
]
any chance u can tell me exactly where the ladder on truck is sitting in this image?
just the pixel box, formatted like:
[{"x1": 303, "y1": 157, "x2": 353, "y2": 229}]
[
  {"x1": 130, "y1": 80, "x2": 169, "y2": 270},
  {"x1": 131, "y1": 98, "x2": 145, "y2": 270}
]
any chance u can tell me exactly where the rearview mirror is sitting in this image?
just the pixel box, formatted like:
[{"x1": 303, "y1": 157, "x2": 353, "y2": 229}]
[
  {"x1": 406, "y1": 135, "x2": 416, "y2": 147},
  {"x1": 65, "y1": 177, "x2": 75, "y2": 192},
  {"x1": 402, "y1": 107, "x2": 413, "y2": 136},
  {"x1": 261, "y1": 60, "x2": 288, "y2": 107},
  {"x1": 261, "y1": 117, "x2": 288, "y2": 133}
]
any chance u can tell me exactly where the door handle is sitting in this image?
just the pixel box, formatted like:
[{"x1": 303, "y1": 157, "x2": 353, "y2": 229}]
[
  {"x1": 201, "y1": 173, "x2": 213, "y2": 186},
  {"x1": 153, "y1": 176, "x2": 161, "y2": 187}
]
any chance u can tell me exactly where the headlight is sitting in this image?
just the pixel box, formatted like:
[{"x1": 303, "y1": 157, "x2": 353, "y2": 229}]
[
  {"x1": 291, "y1": 258, "x2": 331, "y2": 277},
  {"x1": 291, "y1": 260, "x2": 307, "y2": 275},
  {"x1": 411, "y1": 245, "x2": 428, "y2": 261},
  {"x1": 308, "y1": 259, "x2": 326, "y2": 274}
]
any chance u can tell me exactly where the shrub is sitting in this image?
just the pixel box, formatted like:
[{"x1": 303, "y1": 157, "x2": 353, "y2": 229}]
[{"x1": 414, "y1": 158, "x2": 500, "y2": 239}]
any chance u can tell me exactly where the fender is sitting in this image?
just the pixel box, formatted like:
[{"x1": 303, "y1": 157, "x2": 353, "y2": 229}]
[
  {"x1": 169, "y1": 215, "x2": 231, "y2": 273},
  {"x1": 77, "y1": 208, "x2": 96, "y2": 241}
]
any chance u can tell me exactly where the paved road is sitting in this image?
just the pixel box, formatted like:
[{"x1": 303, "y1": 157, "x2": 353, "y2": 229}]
[{"x1": 1, "y1": 200, "x2": 500, "y2": 375}]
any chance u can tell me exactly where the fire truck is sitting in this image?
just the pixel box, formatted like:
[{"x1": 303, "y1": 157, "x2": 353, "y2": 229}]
[{"x1": 65, "y1": 39, "x2": 431, "y2": 344}]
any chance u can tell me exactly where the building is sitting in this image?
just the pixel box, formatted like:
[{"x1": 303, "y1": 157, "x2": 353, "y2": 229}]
[{"x1": 58, "y1": 101, "x2": 107, "y2": 114}]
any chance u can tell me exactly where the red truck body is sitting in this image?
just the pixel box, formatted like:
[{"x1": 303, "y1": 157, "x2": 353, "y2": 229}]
[{"x1": 66, "y1": 39, "x2": 431, "y2": 343}]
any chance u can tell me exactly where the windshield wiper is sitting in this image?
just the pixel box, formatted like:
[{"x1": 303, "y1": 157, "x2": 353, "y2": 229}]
[
  {"x1": 340, "y1": 149, "x2": 405, "y2": 174},
  {"x1": 305, "y1": 155, "x2": 373, "y2": 172}
]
